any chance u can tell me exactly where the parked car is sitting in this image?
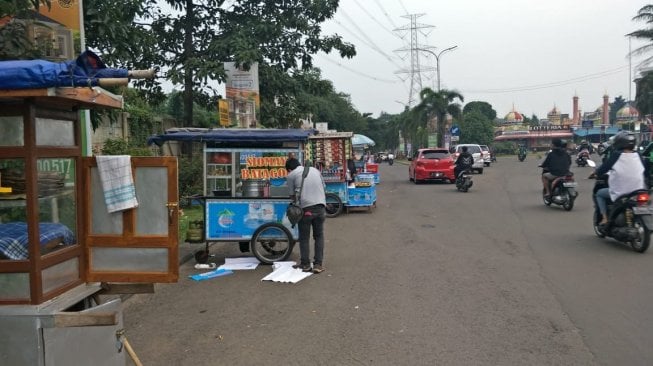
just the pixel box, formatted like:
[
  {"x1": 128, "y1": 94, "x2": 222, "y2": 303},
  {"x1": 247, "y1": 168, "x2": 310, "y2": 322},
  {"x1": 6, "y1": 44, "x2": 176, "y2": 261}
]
[
  {"x1": 451, "y1": 144, "x2": 484, "y2": 174},
  {"x1": 408, "y1": 148, "x2": 456, "y2": 184},
  {"x1": 479, "y1": 145, "x2": 491, "y2": 167}
]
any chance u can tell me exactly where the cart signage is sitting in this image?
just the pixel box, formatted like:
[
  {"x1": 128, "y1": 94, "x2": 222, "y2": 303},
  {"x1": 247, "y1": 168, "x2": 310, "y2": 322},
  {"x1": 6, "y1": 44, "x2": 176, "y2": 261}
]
[
  {"x1": 205, "y1": 200, "x2": 297, "y2": 240},
  {"x1": 240, "y1": 156, "x2": 288, "y2": 180}
]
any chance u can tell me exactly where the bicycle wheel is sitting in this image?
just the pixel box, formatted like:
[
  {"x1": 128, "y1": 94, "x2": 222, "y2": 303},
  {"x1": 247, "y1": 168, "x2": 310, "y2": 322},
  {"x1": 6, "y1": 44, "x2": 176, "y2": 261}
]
[
  {"x1": 250, "y1": 222, "x2": 294, "y2": 264},
  {"x1": 325, "y1": 192, "x2": 343, "y2": 218}
]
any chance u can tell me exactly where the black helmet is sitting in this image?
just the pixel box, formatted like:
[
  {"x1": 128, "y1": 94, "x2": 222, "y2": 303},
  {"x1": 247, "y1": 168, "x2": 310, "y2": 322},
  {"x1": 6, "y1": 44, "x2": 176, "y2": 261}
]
[
  {"x1": 613, "y1": 131, "x2": 636, "y2": 150},
  {"x1": 551, "y1": 138, "x2": 563, "y2": 148}
]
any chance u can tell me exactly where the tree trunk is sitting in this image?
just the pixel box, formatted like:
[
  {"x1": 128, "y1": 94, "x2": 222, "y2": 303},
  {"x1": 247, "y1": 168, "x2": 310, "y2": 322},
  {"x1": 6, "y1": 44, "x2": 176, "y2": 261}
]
[{"x1": 183, "y1": 0, "x2": 194, "y2": 127}]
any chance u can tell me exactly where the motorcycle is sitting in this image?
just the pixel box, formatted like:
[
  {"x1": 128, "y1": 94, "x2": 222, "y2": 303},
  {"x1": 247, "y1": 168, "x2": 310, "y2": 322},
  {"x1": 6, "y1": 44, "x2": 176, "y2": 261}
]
[
  {"x1": 387, "y1": 154, "x2": 394, "y2": 165},
  {"x1": 518, "y1": 150, "x2": 526, "y2": 162},
  {"x1": 541, "y1": 169, "x2": 578, "y2": 211},
  {"x1": 589, "y1": 161, "x2": 653, "y2": 252},
  {"x1": 455, "y1": 169, "x2": 473, "y2": 192},
  {"x1": 576, "y1": 149, "x2": 590, "y2": 167}
]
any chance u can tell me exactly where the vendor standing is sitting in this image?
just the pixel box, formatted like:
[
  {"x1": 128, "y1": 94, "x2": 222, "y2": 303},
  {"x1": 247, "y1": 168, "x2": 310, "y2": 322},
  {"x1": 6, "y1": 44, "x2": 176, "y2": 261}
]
[{"x1": 285, "y1": 158, "x2": 327, "y2": 274}]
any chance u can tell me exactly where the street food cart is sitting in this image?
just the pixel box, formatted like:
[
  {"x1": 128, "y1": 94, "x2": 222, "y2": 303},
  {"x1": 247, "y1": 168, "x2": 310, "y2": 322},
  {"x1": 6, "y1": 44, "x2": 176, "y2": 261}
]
[
  {"x1": 0, "y1": 86, "x2": 179, "y2": 365},
  {"x1": 308, "y1": 132, "x2": 376, "y2": 216},
  {"x1": 352, "y1": 133, "x2": 380, "y2": 184},
  {"x1": 148, "y1": 128, "x2": 316, "y2": 264}
]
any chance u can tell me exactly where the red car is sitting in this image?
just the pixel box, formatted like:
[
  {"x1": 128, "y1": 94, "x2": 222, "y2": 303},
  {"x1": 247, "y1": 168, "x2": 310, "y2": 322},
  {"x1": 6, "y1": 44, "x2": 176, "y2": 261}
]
[{"x1": 408, "y1": 148, "x2": 456, "y2": 184}]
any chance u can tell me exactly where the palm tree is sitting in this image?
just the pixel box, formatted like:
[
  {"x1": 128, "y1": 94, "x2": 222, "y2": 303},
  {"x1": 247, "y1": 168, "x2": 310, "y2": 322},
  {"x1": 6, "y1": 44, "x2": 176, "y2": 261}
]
[
  {"x1": 628, "y1": 5, "x2": 653, "y2": 67},
  {"x1": 412, "y1": 88, "x2": 464, "y2": 147},
  {"x1": 628, "y1": 5, "x2": 653, "y2": 117}
]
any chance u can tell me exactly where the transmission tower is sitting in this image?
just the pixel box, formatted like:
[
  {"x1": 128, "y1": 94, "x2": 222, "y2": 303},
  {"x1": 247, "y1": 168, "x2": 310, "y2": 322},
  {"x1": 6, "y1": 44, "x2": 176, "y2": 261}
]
[{"x1": 394, "y1": 14, "x2": 435, "y2": 107}]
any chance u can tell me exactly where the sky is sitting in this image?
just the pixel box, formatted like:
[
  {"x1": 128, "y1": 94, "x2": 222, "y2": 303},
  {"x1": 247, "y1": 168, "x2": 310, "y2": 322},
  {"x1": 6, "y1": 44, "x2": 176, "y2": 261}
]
[{"x1": 312, "y1": 0, "x2": 652, "y2": 120}]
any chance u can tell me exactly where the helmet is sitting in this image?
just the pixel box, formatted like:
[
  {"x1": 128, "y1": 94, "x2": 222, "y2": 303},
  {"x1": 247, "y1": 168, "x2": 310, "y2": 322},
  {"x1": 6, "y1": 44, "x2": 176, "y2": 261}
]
[
  {"x1": 613, "y1": 131, "x2": 636, "y2": 150},
  {"x1": 607, "y1": 135, "x2": 615, "y2": 145},
  {"x1": 551, "y1": 138, "x2": 563, "y2": 148}
]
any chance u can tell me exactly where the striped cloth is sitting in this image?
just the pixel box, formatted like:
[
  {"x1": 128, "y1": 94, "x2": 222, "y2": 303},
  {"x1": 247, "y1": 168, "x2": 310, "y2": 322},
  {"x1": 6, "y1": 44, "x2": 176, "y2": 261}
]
[{"x1": 96, "y1": 155, "x2": 139, "y2": 213}]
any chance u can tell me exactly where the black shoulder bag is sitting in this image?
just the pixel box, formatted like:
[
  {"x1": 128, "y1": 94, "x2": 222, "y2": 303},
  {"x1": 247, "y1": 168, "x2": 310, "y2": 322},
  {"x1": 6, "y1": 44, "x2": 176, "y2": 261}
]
[{"x1": 286, "y1": 166, "x2": 310, "y2": 227}]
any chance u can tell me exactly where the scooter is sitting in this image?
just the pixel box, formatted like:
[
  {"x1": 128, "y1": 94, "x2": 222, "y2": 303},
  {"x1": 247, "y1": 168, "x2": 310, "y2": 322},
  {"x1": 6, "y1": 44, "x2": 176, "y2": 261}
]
[
  {"x1": 387, "y1": 155, "x2": 394, "y2": 165},
  {"x1": 588, "y1": 161, "x2": 653, "y2": 252},
  {"x1": 455, "y1": 169, "x2": 473, "y2": 192},
  {"x1": 518, "y1": 150, "x2": 526, "y2": 162},
  {"x1": 540, "y1": 167, "x2": 577, "y2": 211},
  {"x1": 576, "y1": 149, "x2": 590, "y2": 167}
]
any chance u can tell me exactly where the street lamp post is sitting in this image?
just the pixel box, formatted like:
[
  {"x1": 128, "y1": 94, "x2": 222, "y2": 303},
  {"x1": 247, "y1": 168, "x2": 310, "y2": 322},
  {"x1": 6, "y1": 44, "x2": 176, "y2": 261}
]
[{"x1": 418, "y1": 46, "x2": 458, "y2": 91}]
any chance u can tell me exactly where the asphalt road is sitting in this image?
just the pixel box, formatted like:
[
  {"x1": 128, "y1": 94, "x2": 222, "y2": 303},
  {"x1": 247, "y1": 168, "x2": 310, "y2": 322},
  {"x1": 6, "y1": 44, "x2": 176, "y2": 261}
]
[{"x1": 122, "y1": 155, "x2": 653, "y2": 366}]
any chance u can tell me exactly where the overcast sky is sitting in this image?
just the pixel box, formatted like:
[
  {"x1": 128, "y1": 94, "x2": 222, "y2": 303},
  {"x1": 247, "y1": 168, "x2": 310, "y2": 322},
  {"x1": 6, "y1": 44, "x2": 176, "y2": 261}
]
[{"x1": 312, "y1": 0, "x2": 651, "y2": 120}]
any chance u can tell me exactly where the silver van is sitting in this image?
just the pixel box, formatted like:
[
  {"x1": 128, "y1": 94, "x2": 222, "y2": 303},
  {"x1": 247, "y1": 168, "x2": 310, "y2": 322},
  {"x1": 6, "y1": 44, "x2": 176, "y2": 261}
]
[{"x1": 452, "y1": 144, "x2": 484, "y2": 174}]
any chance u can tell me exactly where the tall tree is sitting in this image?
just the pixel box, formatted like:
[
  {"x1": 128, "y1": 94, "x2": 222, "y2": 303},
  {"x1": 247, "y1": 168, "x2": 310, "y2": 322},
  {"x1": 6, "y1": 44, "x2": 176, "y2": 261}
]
[
  {"x1": 463, "y1": 101, "x2": 497, "y2": 121},
  {"x1": 412, "y1": 88, "x2": 464, "y2": 147},
  {"x1": 459, "y1": 110, "x2": 495, "y2": 145},
  {"x1": 609, "y1": 95, "x2": 627, "y2": 124},
  {"x1": 0, "y1": 0, "x2": 51, "y2": 60},
  {"x1": 628, "y1": 5, "x2": 653, "y2": 67}
]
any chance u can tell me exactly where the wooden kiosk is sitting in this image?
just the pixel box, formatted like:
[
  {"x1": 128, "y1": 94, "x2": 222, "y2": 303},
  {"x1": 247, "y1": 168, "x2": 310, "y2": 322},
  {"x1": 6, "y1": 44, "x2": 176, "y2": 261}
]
[{"x1": 0, "y1": 87, "x2": 179, "y2": 365}]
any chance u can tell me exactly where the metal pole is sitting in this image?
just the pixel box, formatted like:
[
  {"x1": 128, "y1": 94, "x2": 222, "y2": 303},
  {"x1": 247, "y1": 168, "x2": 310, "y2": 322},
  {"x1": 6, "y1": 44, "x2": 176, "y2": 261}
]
[{"x1": 415, "y1": 46, "x2": 458, "y2": 91}]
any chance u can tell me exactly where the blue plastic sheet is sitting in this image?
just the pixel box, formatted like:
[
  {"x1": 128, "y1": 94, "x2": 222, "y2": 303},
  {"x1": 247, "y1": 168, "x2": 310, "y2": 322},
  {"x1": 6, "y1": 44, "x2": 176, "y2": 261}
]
[{"x1": 0, "y1": 50, "x2": 128, "y2": 90}]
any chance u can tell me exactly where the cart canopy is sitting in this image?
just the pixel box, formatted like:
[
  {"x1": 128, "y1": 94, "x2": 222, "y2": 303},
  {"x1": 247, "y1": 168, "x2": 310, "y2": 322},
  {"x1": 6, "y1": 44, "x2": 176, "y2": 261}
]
[{"x1": 147, "y1": 128, "x2": 317, "y2": 146}]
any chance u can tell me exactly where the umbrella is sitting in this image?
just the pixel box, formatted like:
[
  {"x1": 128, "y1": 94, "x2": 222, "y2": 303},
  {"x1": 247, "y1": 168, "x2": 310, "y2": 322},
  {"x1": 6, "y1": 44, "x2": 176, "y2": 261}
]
[{"x1": 352, "y1": 134, "x2": 375, "y2": 146}]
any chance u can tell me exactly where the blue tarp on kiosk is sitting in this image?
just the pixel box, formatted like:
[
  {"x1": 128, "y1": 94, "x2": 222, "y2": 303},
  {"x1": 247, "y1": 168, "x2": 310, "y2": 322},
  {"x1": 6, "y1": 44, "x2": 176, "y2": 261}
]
[
  {"x1": 147, "y1": 128, "x2": 317, "y2": 146},
  {"x1": 573, "y1": 126, "x2": 620, "y2": 137}
]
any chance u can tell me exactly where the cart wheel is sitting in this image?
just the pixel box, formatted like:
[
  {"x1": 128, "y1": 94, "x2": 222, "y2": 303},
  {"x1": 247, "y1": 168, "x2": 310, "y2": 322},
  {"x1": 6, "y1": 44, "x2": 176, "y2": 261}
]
[
  {"x1": 325, "y1": 192, "x2": 343, "y2": 218},
  {"x1": 239, "y1": 241, "x2": 250, "y2": 253},
  {"x1": 250, "y1": 222, "x2": 294, "y2": 264},
  {"x1": 194, "y1": 249, "x2": 209, "y2": 264}
]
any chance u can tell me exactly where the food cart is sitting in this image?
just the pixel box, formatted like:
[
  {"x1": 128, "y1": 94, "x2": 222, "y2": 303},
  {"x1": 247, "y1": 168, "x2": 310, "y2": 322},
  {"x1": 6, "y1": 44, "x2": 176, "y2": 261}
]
[
  {"x1": 148, "y1": 128, "x2": 316, "y2": 264},
  {"x1": 0, "y1": 87, "x2": 179, "y2": 365},
  {"x1": 308, "y1": 132, "x2": 376, "y2": 216}
]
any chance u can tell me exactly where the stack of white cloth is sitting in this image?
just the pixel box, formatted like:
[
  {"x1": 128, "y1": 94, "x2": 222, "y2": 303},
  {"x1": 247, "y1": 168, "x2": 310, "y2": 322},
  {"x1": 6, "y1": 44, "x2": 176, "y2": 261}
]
[{"x1": 96, "y1": 155, "x2": 138, "y2": 213}]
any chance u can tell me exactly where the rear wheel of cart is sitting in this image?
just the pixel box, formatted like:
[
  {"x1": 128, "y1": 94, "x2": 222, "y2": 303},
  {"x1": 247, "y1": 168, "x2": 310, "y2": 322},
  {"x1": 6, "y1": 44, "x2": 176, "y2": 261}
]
[
  {"x1": 194, "y1": 249, "x2": 210, "y2": 264},
  {"x1": 325, "y1": 192, "x2": 343, "y2": 218},
  {"x1": 250, "y1": 223, "x2": 294, "y2": 264}
]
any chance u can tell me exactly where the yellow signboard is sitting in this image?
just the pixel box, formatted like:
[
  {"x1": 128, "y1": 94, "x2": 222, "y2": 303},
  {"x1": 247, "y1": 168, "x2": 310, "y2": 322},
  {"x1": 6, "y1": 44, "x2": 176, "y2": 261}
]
[
  {"x1": 218, "y1": 99, "x2": 230, "y2": 127},
  {"x1": 39, "y1": 0, "x2": 81, "y2": 31}
]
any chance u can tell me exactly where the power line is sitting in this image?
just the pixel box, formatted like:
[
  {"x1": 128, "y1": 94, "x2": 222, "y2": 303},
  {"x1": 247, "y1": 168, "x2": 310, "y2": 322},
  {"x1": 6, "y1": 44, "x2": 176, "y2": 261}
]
[
  {"x1": 397, "y1": 0, "x2": 410, "y2": 15},
  {"x1": 317, "y1": 54, "x2": 400, "y2": 83},
  {"x1": 338, "y1": 9, "x2": 404, "y2": 68},
  {"x1": 373, "y1": 0, "x2": 399, "y2": 29},
  {"x1": 332, "y1": 19, "x2": 403, "y2": 69},
  {"x1": 464, "y1": 65, "x2": 629, "y2": 93},
  {"x1": 352, "y1": 0, "x2": 401, "y2": 40}
]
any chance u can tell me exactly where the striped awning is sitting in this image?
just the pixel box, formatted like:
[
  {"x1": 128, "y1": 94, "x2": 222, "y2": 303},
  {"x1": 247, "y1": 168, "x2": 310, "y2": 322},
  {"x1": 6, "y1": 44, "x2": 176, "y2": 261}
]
[{"x1": 494, "y1": 132, "x2": 573, "y2": 141}]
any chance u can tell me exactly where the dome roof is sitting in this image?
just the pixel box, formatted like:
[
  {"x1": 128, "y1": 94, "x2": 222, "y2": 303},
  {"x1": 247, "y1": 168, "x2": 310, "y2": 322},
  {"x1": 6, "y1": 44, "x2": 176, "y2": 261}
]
[
  {"x1": 617, "y1": 104, "x2": 639, "y2": 118},
  {"x1": 505, "y1": 110, "x2": 523, "y2": 123},
  {"x1": 548, "y1": 105, "x2": 560, "y2": 115}
]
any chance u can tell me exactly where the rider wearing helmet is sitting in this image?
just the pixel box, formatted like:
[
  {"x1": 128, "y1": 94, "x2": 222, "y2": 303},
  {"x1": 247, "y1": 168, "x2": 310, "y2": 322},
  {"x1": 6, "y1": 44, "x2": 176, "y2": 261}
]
[
  {"x1": 593, "y1": 131, "x2": 646, "y2": 225},
  {"x1": 540, "y1": 138, "x2": 572, "y2": 198},
  {"x1": 454, "y1": 146, "x2": 474, "y2": 179}
]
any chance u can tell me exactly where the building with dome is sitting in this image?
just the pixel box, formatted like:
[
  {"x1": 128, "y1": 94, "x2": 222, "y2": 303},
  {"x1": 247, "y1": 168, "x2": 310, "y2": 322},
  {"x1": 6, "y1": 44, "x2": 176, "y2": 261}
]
[
  {"x1": 503, "y1": 108, "x2": 523, "y2": 124},
  {"x1": 616, "y1": 104, "x2": 639, "y2": 123}
]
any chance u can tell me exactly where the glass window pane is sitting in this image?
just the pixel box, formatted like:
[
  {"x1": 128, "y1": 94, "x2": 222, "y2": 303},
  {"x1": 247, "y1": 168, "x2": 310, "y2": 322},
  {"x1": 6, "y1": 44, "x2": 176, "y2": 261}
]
[
  {"x1": 36, "y1": 158, "x2": 78, "y2": 257},
  {"x1": 0, "y1": 159, "x2": 29, "y2": 260},
  {"x1": 0, "y1": 116, "x2": 24, "y2": 146},
  {"x1": 36, "y1": 118, "x2": 75, "y2": 146}
]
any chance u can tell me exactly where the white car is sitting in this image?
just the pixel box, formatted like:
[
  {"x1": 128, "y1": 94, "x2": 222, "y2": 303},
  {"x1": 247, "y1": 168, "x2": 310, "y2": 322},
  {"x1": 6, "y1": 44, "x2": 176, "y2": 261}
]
[
  {"x1": 479, "y1": 145, "x2": 491, "y2": 167},
  {"x1": 452, "y1": 144, "x2": 484, "y2": 174}
]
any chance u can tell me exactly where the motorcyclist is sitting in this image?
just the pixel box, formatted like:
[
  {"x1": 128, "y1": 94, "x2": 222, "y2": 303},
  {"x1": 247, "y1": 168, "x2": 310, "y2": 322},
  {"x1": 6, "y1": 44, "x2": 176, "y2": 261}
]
[
  {"x1": 600, "y1": 135, "x2": 616, "y2": 164},
  {"x1": 387, "y1": 152, "x2": 395, "y2": 165},
  {"x1": 592, "y1": 131, "x2": 646, "y2": 225},
  {"x1": 540, "y1": 138, "x2": 572, "y2": 198},
  {"x1": 577, "y1": 140, "x2": 592, "y2": 155},
  {"x1": 518, "y1": 143, "x2": 527, "y2": 156},
  {"x1": 454, "y1": 146, "x2": 474, "y2": 179}
]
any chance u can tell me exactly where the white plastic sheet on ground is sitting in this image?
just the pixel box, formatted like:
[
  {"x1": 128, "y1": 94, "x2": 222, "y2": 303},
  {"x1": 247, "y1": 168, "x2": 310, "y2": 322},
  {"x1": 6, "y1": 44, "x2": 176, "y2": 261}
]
[{"x1": 261, "y1": 261, "x2": 312, "y2": 283}]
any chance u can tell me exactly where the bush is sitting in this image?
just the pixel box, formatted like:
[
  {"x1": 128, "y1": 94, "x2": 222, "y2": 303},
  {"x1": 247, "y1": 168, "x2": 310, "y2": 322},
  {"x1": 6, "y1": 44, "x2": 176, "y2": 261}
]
[{"x1": 178, "y1": 155, "x2": 203, "y2": 207}]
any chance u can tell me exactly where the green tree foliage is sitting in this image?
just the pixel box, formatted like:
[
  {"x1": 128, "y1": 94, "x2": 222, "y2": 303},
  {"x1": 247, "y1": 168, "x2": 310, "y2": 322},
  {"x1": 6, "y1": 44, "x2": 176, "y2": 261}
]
[
  {"x1": 459, "y1": 110, "x2": 495, "y2": 146},
  {"x1": 463, "y1": 101, "x2": 497, "y2": 121},
  {"x1": 0, "y1": 0, "x2": 51, "y2": 60},
  {"x1": 412, "y1": 88, "x2": 464, "y2": 147},
  {"x1": 609, "y1": 95, "x2": 627, "y2": 124},
  {"x1": 628, "y1": 5, "x2": 653, "y2": 67},
  {"x1": 629, "y1": 5, "x2": 653, "y2": 117}
]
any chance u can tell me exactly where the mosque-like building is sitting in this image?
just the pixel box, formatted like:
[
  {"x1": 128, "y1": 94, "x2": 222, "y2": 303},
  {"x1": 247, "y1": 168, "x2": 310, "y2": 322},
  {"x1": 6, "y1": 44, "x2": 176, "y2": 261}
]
[{"x1": 492, "y1": 93, "x2": 646, "y2": 148}]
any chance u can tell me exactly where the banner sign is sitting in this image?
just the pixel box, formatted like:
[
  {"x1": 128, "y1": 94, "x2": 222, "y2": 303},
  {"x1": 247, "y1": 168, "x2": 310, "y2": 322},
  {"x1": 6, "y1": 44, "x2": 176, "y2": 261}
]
[
  {"x1": 224, "y1": 62, "x2": 260, "y2": 128},
  {"x1": 218, "y1": 99, "x2": 230, "y2": 126}
]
